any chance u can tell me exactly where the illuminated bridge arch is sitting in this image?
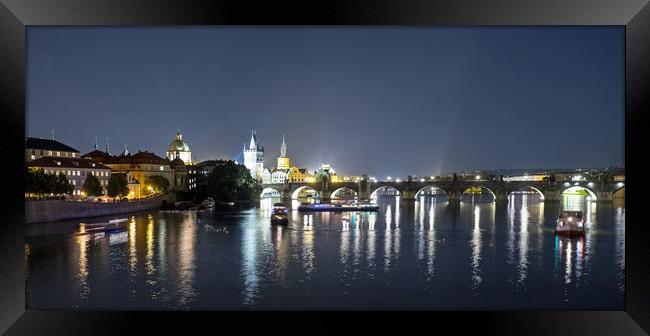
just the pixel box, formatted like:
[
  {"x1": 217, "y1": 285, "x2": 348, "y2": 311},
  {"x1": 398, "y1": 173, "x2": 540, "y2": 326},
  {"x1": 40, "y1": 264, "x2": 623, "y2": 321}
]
[
  {"x1": 415, "y1": 185, "x2": 449, "y2": 197},
  {"x1": 460, "y1": 186, "x2": 496, "y2": 202},
  {"x1": 370, "y1": 186, "x2": 401, "y2": 198},
  {"x1": 507, "y1": 186, "x2": 545, "y2": 200},
  {"x1": 331, "y1": 187, "x2": 358, "y2": 200},
  {"x1": 561, "y1": 186, "x2": 598, "y2": 201},
  {"x1": 260, "y1": 187, "x2": 282, "y2": 198},
  {"x1": 291, "y1": 185, "x2": 320, "y2": 199}
]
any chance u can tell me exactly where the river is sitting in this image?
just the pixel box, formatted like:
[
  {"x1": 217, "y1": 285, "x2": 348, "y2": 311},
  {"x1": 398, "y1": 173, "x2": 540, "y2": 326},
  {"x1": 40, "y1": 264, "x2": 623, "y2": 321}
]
[{"x1": 25, "y1": 194, "x2": 625, "y2": 310}]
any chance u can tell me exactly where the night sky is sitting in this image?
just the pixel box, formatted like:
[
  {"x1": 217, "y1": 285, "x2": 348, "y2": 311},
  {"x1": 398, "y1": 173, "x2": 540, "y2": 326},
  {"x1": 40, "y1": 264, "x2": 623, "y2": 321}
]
[{"x1": 27, "y1": 27, "x2": 624, "y2": 177}]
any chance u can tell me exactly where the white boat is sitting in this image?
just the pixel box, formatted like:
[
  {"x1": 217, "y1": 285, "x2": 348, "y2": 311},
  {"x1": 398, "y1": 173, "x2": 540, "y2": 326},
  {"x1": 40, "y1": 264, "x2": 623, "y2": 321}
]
[
  {"x1": 109, "y1": 218, "x2": 129, "y2": 224},
  {"x1": 555, "y1": 211, "x2": 586, "y2": 236}
]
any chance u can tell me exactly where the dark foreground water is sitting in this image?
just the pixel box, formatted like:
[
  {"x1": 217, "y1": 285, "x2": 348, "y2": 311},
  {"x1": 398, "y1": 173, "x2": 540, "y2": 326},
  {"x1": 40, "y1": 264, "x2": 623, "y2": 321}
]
[{"x1": 25, "y1": 194, "x2": 625, "y2": 310}]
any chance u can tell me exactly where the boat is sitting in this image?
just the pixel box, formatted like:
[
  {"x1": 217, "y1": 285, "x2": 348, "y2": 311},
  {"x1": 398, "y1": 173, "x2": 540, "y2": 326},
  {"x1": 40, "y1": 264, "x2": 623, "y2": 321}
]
[
  {"x1": 298, "y1": 202, "x2": 379, "y2": 212},
  {"x1": 555, "y1": 210, "x2": 586, "y2": 236},
  {"x1": 271, "y1": 203, "x2": 289, "y2": 225},
  {"x1": 201, "y1": 197, "x2": 216, "y2": 209},
  {"x1": 79, "y1": 218, "x2": 128, "y2": 227}
]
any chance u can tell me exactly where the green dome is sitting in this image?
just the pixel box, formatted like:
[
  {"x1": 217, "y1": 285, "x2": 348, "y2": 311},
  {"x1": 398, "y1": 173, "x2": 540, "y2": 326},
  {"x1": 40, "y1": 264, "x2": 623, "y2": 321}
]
[{"x1": 168, "y1": 132, "x2": 190, "y2": 152}]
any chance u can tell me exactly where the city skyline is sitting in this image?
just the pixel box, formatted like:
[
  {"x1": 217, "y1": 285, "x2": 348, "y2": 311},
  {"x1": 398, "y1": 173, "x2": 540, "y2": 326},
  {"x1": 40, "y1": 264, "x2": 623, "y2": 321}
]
[{"x1": 27, "y1": 27, "x2": 624, "y2": 177}]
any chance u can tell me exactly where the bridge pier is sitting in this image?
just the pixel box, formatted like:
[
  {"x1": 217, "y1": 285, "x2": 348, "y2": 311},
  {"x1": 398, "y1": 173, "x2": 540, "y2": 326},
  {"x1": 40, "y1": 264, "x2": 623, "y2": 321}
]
[
  {"x1": 400, "y1": 190, "x2": 417, "y2": 202},
  {"x1": 447, "y1": 190, "x2": 461, "y2": 203},
  {"x1": 494, "y1": 190, "x2": 509, "y2": 203},
  {"x1": 596, "y1": 191, "x2": 613, "y2": 202}
]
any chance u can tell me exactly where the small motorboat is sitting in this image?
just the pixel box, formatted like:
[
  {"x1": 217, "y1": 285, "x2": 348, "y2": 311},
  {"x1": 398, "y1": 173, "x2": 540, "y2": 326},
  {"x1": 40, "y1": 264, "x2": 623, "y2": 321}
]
[
  {"x1": 271, "y1": 203, "x2": 289, "y2": 225},
  {"x1": 555, "y1": 210, "x2": 586, "y2": 236}
]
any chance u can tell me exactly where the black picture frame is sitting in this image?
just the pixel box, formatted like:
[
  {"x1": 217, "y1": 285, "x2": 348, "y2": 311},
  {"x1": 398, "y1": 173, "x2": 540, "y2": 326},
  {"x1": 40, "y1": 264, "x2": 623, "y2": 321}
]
[{"x1": 1, "y1": 0, "x2": 648, "y2": 334}]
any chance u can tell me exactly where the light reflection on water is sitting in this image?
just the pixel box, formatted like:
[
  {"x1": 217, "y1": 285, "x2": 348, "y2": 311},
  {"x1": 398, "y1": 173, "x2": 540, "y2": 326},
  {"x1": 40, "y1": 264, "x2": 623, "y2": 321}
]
[{"x1": 25, "y1": 194, "x2": 624, "y2": 310}]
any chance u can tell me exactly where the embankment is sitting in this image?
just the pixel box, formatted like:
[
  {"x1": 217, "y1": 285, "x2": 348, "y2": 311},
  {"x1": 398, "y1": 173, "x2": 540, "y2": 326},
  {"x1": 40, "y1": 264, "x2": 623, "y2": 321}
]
[{"x1": 25, "y1": 195, "x2": 168, "y2": 224}]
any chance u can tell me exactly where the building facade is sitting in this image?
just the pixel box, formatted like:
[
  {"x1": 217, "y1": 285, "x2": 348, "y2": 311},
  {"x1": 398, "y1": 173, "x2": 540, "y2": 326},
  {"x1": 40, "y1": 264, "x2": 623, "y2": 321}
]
[
  {"x1": 243, "y1": 130, "x2": 264, "y2": 180},
  {"x1": 276, "y1": 135, "x2": 291, "y2": 170},
  {"x1": 27, "y1": 157, "x2": 111, "y2": 197},
  {"x1": 25, "y1": 137, "x2": 80, "y2": 162}
]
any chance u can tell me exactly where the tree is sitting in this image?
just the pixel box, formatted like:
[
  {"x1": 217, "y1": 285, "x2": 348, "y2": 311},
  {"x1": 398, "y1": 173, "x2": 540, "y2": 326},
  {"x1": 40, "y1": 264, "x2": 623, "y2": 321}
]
[
  {"x1": 54, "y1": 173, "x2": 74, "y2": 195},
  {"x1": 206, "y1": 160, "x2": 261, "y2": 205},
  {"x1": 147, "y1": 175, "x2": 170, "y2": 194},
  {"x1": 107, "y1": 174, "x2": 129, "y2": 199},
  {"x1": 82, "y1": 174, "x2": 103, "y2": 197}
]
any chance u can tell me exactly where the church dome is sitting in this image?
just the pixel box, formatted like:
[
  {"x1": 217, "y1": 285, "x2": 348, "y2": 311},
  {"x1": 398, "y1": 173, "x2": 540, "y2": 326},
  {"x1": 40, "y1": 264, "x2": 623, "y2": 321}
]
[{"x1": 168, "y1": 132, "x2": 190, "y2": 152}]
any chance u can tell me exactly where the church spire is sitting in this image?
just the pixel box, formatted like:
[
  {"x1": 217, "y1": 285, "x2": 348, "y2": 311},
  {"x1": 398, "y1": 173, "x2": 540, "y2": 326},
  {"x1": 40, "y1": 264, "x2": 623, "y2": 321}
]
[
  {"x1": 176, "y1": 130, "x2": 182, "y2": 140},
  {"x1": 249, "y1": 130, "x2": 258, "y2": 150},
  {"x1": 122, "y1": 144, "x2": 129, "y2": 156},
  {"x1": 105, "y1": 137, "x2": 111, "y2": 155},
  {"x1": 280, "y1": 134, "x2": 287, "y2": 158},
  {"x1": 51, "y1": 129, "x2": 55, "y2": 140},
  {"x1": 94, "y1": 136, "x2": 98, "y2": 150}
]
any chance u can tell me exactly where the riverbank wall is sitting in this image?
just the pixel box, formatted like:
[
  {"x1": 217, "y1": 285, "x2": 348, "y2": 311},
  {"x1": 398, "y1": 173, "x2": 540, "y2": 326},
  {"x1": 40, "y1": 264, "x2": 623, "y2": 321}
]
[{"x1": 25, "y1": 195, "x2": 169, "y2": 224}]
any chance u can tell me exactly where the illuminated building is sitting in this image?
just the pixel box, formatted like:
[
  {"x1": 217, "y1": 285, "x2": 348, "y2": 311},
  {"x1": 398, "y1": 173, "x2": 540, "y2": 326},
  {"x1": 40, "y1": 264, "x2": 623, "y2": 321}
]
[
  {"x1": 276, "y1": 135, "x2": 291, "y2": 170},
  {"x1": 503, "y1": 174, "x2": 548, "y2": 182},
  {"x1": 166, "y1": 131, "x2": 192, "y2": 164},
  {"x1": 26, "y1": 156, "x2": 111, "y2": 197},
  {"x1": 271, "y1": 168, "x2": 288, "y2": 184},
  {"x1": 260, "y1": 168, "x2": 272, "y2": 184},
  {"x1": 286, "y1": 166, "x2": 310, "y2": 183},
  {"x1": 243, "y1": 130, "x2": 264, "y2": 180},
  {"x1": 270, "y1": 135, "x2": 312, "y2": 183},
  {"x1": 315, "y1": 163, "x2": 340, "y2": 182},
  {"x1": 25, "y1": 137, "x2": 80, "y2": 162}
]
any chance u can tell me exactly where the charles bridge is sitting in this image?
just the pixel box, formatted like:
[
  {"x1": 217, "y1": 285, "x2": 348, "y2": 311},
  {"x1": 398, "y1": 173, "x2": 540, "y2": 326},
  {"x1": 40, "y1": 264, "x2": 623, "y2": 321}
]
[{"x1": 261, "y1": 177, "x2": 625, "y2": 203}]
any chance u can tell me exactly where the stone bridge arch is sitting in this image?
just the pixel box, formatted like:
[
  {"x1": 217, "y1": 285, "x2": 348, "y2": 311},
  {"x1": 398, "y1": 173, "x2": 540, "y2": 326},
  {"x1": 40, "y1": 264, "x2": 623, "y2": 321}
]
[
  {"x1": 260, "y1": 187, "x2": 282, "y2": 198},
  {"x1": 369, "y1": 185, "x2": 402, "y2": 198},
  {"x1": 331, "y1": 186, "x2": 359, "y2": 200},
  {"x1": 560, "y1": 185, "x2": 598, "y2": 201},
  {"x1": 507, "y1": 185, "x2": 546, "y2": 200},
  {"x1": 291, "y1": 185, "x2": 321, "y2": 200}
]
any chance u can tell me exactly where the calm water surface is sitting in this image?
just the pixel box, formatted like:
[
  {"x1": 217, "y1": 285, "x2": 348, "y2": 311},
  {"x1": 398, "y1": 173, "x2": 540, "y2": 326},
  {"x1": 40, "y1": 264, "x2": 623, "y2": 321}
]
[{"x1": 25, "y1": 194, "x2": 625, "y2": 310}]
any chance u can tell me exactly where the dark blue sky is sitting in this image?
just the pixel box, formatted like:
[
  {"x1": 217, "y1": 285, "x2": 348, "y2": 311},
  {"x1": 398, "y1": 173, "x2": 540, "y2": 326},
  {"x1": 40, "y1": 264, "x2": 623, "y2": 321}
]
[{"x1": 27, "y1": 27, "x2": 624, "y2": 177}]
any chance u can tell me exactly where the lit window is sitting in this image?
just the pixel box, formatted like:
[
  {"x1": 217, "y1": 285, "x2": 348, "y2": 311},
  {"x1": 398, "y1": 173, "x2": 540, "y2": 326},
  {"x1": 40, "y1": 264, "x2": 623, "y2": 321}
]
[
  {"x1": 48, "y1": 151, "x2": 52, "y2": 156},
  {"x1": 30, "y1": 155, "x2": 35, "y2": 160},
  {"x1": 72, "y1": 153, "x2": 76, "y2": 157},
  {"x1": 72, "y1": 180, "x2": 76, "y2": 185},
  {"x1": 160, "y1": 166, "x2": 164, "y2": 171},
  {"x1": 57, "y1": 152, "x2": 60, "y2": 156}
]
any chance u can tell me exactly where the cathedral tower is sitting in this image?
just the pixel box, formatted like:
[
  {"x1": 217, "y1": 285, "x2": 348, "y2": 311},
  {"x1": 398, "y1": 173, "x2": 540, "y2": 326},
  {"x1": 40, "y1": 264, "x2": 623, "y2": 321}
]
[
  {"x1": 243, "y1": 130, "x2": 264, "y2": 178},
  {"x1": 276, "y1": 134, "x2": 291, "y2": 170}
]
